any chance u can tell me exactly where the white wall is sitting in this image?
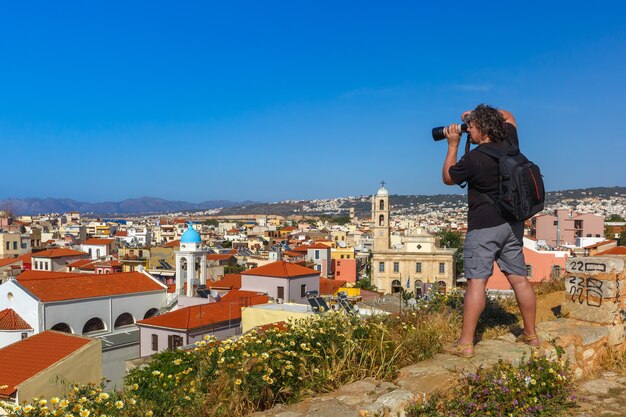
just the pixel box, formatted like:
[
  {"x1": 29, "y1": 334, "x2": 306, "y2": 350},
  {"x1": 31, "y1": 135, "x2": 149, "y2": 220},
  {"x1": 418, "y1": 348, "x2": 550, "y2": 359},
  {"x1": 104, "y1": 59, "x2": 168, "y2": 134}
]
[{"x1": 241, "y1": 274, "x2": 319, "y2": 304}]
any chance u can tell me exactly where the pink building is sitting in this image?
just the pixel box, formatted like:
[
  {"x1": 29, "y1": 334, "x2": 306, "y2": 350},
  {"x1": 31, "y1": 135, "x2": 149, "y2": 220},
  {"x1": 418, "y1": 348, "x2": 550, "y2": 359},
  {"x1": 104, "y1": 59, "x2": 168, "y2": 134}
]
[
  {"x1": 487, "y1": 238, "x2": 569, "y2": 291},
  {"x1": 531, "y1": 209, "x2": 604, "y2": 246},
  {"x1": 332, "y1": 258, "x2": 357, "y2": 283}
]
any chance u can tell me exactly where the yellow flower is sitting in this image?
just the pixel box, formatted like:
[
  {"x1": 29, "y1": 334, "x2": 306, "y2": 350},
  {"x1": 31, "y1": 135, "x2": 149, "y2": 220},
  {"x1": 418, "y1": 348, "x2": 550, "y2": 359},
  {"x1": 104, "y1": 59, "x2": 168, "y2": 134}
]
[
  {"x1": 115, "y1": 401, "x2": 124, "y2": 409},
  {"x1": 39, "y1": 399, "x2": 48, "y2": 405},
  {"x1": 51, "y1": 397, "x2": 60, "y2": 405},
  {"x1": 79, "y1": 410, "x2": 90, "y2": 417},
  {"x1": 146, "y1": 412, "x2": 154, "y2": 417},
  {"x1": 24, "y1": 405, "x2": 34, "y2": 412},
  {"x1": 235, "y1": 379, "x2": 242, "y2": 385},
  {"x1": 174, "y1": 359, "x2": 183, "y2": 365},
  {"x1": 98, "y1": 393, "x2": 110, "y2": 400},
  {"x1": 60, "y1": 399, "x2": 69, "y2": 409}
]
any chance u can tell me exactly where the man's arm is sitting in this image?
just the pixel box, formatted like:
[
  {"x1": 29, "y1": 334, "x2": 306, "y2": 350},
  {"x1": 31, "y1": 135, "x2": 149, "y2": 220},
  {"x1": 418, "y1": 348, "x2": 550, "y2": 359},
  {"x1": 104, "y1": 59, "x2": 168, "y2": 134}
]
[
  {"x1": 498, "y1": 109, "x2": 517, "y2": 128},
  {"x1": 442, "y1": 124, "x2": 461, "y2": 185}
]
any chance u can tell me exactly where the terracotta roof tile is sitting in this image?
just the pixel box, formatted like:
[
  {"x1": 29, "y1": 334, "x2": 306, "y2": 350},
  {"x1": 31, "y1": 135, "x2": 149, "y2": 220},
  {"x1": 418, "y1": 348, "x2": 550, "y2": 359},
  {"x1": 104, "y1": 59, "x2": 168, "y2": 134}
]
[
  {"x1": 0, "y1": 258, "x2": 21, "y2": 268},
  {"x1": 243, "y1": 261, "x2": 319, "y2": 278},
  {"x1": 115, "y1": 231, "x2": 128, "y2": 237},
  {"x1": 226, "y1": 228, "x2": 240, "y2": 234},
  {"x1": 0, "y1": 331, "x2": 93, "y2": 398},
  {"x1": 206, "y1": 254, "x2": 235, "y2": 262},
  {"x1": 161, "y1": 240, "x2": 180, "y2": 248},
  {"x1": 595, "y1": 246, "x2": 626, "y2": 256},
  {"x1": 17, "y1": 271, "x2": 165, "y2": 302},
  {"x1": 206, "y1": 274, "x2": 242, "y2": 290},
  {"x1": 583, "y1": 240, "x2": 617, "y2": 249},
  {"x1": 291, "y1": 245, "x2": 310, "y2": 253},
  {"x1": 319, "y1": 278, "x2": 347, "y2": 295},
  {"x1": 32, "y1": 249, "x2": 89, "y2": 259},
  {"x1": 0, "y1": 309, "x2": 32, "y2": 331},
  {"x1": 67, "y1": 259, "x2": 97, "y2": 268},
  {"x1": 219, "y1": 289, "x2": 268, "y2": 306},
  {"x1": 137, "y1": 293, "x2": 266, "y2": 330},
  {"x1": 83, "y1": 238, "x2": 115, "y2": 245},
  {"x1": 309, "y1": 242, "x2": 332, "y2": 249}
]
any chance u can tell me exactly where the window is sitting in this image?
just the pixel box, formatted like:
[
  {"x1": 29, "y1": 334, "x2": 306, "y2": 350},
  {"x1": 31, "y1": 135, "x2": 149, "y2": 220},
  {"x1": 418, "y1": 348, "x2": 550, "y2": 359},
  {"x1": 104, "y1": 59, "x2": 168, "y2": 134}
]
[
  {"x1": 379, "y1": 215, "x2": 385, "y2": 226},
  {"x1": 393, "y1": 262, "x2": 399, "y2": 273},
  {"x1": 526, "y1": 265, "x2": 533, "y2": 278},
  {"x1": 439, "y1": 263, "x2": 445, "y2": 274},
  {"x1": 152, "y1": 334, "x2": 158, "y2": 351},
  {"x1": 12, "y1": 241, "x2": 17, "y2": 250},
  {"x1": 168, "y1": 335, "x2": 183, "y2": 350},
  {"x1": 337, "y1": 261, "x2": 341, "y2": 266},
  {"x1": 341, "y1": 255, "x2": 345, "y2": 259},
  {"x1": 553, "y1": 220, "x2": 558, "y2": 226},
  {"x1": 277, "y1": 286, "x2": 285, "y2": 300},
  {"x1": 347, "y1": 255, "x2": 350, "y2": 259},
  {"x1": 301, "y1": 284, "x2": 306, "y2": 298},
  {"x1": 379, "y1": 262, "x2": 385, "y2": 272},
  {"x1": 337, "y1": 271, "x2": 341, "y2": 276},
  {"x1": 551, "y1": 265, "x2": 561, "y2": 278},
  {"x1": 379, "y1": 200, "x2": 385, "y2": 210},
  {"x1": 315, "y1": 250, "x2": 320, "y2": 260},
  {"x1": 21, "y1": 333, "x2": 28, "y2": 340},
  {"x1": 5, "y1": 242, "x2": 9, "y2": 250},
  {"x1": 21, "y1": 243, "x2": 27, "y2": 249},
  {"x1": 416, "y1": 262, "x2": 422, "y2": 273}
]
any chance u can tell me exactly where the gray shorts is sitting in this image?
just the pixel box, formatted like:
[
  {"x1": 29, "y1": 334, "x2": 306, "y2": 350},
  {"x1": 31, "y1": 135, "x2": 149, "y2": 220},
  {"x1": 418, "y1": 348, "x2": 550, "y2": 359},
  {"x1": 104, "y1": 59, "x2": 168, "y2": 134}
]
[{"x1": 464, "y1": 222, "x2": 527, "y2": 279}]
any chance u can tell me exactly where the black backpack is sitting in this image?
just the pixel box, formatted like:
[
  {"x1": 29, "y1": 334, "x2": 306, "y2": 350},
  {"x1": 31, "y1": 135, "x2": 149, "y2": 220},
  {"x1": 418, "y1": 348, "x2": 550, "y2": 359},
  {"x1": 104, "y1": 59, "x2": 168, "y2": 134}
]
[{"x1": 474, "y1": 145, "x2": 545, "y2": 222}]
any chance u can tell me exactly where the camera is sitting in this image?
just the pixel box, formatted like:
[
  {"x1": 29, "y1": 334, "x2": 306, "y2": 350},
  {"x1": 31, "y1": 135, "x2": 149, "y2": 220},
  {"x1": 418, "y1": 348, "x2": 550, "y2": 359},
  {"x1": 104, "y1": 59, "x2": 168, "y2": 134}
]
[{"x1": 432, "y1": 123, "x2": 468, "y2": 141}]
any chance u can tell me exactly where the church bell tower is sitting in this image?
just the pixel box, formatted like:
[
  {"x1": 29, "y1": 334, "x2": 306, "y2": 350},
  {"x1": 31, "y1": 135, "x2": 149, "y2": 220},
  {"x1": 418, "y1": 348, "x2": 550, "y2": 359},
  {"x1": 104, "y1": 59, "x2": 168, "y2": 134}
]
[{"x1": 372, "y1": 181, "x2": 390, "y2": 252}]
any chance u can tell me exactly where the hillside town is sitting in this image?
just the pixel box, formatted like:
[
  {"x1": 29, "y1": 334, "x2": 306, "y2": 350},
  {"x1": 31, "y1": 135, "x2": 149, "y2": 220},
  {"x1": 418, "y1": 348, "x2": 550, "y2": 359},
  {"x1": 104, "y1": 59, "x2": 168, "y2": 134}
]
[{"x1": 0, "y1": 184, "x2": 625, "y2": 409}]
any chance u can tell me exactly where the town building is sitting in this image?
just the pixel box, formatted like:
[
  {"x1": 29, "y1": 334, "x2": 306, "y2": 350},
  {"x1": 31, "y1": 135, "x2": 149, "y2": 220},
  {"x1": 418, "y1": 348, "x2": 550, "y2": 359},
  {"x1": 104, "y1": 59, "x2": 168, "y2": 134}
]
[
  {"x1": 81, "y1": 238, "x2": 116, "y2": 260},
  {"x1": 370, "y1": 184, "x2": 456, "y2": 294},
  {"x1": 241, "y1": 261, "x2": 320, "y2": 304},
  {"x1": 0, "y1": 331, "x2": 101, "y2": 405},
  {"x1": 530, "y1": 209, "x2": 604, "y2": 246},
  {"x1": 31, "y1": 248, "x2": 90, "y2": 272}
]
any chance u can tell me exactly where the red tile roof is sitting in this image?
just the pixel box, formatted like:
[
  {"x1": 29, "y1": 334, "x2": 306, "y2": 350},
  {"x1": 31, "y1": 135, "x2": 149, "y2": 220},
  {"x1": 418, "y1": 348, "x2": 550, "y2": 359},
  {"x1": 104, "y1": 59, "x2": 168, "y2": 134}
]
[
  {"x1": 0, "y1": 331, "x2": 93, "y2": 398},
  {"x1": 83, "y1": 238, "x2": 115, "y2": 245},
  {"x1": 206, "y1": 274, "x2": 242, "y2": 290},
  {"x1": 226, "y1": 228, "x2": 240, "y2": 234},
  {"x1": 243, "y1": 260, "x2": 319, "y2": 278},
  {"x1": 319, "y1": 278, "x2": 347, "y2": 296},
  {"x1": 206, "y1": 254, "x2": 235, "y2": 262},
  {"x1": 595, "y1": 246, "x2": 626, "y2": 256},
  {"x1": 137, "y1": 293, "x2": 267, "y2": 330},
  {"x1": 18, "y1": 270, "x2": 84, "y2": 281},
  {"x1": 284, "y1": 250, "x2": 305, "y2": 258},
  {"x1": 0, "y1": 309, "x2": 32, "y2": 331},
  {"x1": 219, "y1": 289, "x2": 268, "y2": 306},
  {"x1": 291, "y1": 245, "x2": 310, "y2": 253},
  {"x1": 161, "y1": 240, "x2": 180, "y2": 248},
  {"x1": 32, "y1": 249, "x2": 89, "y2": 259},
  {"x1": 308, "y1": 243, "x2": 331, "y2": 249},
  {"x1": 583, "y1": 240, "x2": 617, "y2": 249},
  {"x1": 67, "y1": 259, "x2": 96, "y2": 269},
  {"x1": 0, "y1": 258, "x2": 21, "y2": 268},
  {"x1": 115, "y1": 231, "x2": 128, "y2": 237},
  {"x1": 17, "y1": 271, "x2": 166, "y2": 302}
]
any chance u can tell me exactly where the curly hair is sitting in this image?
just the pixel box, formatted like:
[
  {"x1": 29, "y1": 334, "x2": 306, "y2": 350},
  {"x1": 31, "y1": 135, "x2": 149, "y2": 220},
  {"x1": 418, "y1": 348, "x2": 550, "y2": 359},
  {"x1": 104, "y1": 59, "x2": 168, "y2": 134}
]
[{"x1": 469, "y1": 104, "x2": 506, "y2": 142}]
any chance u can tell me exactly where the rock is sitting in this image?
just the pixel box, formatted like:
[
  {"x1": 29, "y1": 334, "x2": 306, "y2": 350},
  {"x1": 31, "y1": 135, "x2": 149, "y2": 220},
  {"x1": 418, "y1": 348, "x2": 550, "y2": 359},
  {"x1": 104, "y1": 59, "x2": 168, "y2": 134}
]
[
  {"x1": 359, "y1": 402, "x2": 385, "y2": 417},
  {"x1": 375, "y1": 389, "x2": 414, "y2": 417},
  {"x1": 565, "y1": 257, "x2": 624, "y2": 275},
  {"x1": 579, "y1": 378, "x2": 625, "y2": 395}
]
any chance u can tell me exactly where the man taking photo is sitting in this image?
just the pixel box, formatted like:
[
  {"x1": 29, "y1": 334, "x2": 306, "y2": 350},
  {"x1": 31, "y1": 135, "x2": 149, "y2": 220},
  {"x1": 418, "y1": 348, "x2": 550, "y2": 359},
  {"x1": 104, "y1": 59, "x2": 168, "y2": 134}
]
[{"x1": 441, "y1": 104, "x2": 540, "y2": 357}]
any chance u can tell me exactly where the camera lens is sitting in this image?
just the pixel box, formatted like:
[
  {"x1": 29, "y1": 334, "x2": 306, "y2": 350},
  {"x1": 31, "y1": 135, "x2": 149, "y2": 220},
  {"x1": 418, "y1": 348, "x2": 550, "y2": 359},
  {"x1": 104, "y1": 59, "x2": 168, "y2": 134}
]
[{"x1": 431, "y1": 123, "x2": 467, "y2": 141}]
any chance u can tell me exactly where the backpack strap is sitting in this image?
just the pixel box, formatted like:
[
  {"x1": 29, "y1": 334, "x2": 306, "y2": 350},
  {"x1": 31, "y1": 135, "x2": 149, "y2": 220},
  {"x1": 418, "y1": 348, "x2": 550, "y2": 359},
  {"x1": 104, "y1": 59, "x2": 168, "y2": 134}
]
[{"x1": 457, "y1": 136, "x2": 472, "y2": 189}]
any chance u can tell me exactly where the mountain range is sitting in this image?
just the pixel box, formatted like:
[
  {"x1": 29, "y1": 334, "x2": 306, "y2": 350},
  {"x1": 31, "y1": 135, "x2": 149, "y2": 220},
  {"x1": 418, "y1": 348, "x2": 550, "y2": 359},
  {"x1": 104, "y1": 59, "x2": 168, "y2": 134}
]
[
  {"x1": 0, "y1": 197, "x2": 257, "y2": 216},
  {"x1": 1, "y1": 186, "x2": 624, "y2": 216}
]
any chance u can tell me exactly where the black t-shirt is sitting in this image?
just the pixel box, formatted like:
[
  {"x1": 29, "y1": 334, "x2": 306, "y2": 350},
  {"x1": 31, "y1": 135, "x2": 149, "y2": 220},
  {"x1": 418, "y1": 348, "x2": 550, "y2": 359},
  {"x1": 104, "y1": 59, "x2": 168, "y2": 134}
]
[{"x1": 448, "y1": 123, "x2": 519, "y2": 230}]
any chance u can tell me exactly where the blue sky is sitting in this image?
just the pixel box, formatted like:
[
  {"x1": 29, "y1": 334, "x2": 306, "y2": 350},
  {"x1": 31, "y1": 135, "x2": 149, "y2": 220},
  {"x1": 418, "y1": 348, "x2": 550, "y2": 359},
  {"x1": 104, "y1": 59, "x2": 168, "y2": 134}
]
[{"x1": 1, "y1": 1, "x2": 625, "y2": 203}]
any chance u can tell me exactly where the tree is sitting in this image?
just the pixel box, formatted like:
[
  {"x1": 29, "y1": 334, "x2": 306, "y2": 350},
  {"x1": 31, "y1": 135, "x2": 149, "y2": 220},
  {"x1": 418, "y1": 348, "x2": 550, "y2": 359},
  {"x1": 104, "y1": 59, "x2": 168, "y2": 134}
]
[
  {"x1": 607, "y1": 214, "x2": 626, "y2": 222},
  {"x1": 221, "y1": 240, "x2": 232, "y2": 248},
  {"x1": 437, "y1": 229, "x2": 464, "y2": 276},
  {"x1": 203, "y1": 219, "x2": 219, "y2": 227},
  {"x1": 620, "y1": 230, "x2": 626, "y2": 247}
]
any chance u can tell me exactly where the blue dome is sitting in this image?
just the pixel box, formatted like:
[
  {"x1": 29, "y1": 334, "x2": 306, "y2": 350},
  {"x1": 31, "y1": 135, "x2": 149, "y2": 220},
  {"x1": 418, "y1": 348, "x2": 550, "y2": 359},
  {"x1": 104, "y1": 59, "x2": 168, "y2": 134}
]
[{"x1": 180, "y1": 224, "x2": 202, "y2": 243}]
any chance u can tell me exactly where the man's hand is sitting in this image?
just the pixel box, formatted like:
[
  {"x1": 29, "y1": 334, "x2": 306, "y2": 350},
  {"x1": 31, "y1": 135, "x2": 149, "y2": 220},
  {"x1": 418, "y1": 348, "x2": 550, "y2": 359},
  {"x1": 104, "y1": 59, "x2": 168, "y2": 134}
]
[
  {"x1": 445, "y1": 123, "x2": 462, "y2": 147},
  {"x1": 461, "y1": 110, "x2": 472, "y2": 121}
]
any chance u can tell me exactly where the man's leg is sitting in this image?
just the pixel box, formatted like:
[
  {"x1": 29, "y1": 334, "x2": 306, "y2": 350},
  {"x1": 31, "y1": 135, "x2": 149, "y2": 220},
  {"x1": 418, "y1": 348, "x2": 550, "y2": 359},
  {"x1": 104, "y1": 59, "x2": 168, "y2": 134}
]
[
  {"x1": 458, "y1": 278, "x2": 489, "y2": 347},
  {"x1": 505, "y1": 273, "x2": 540, "y2": 345}
]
